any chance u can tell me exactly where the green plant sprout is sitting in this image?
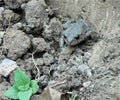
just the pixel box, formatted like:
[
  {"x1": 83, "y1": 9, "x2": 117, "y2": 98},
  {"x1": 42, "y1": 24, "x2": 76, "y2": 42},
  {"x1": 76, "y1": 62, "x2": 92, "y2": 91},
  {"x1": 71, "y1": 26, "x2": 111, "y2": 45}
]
[
  {"x1": 4, "y1": 69, "x2": 39, "y2": 100},
  {"x1": 71, "y1": 92, "x2": 77, "y2": 100}
]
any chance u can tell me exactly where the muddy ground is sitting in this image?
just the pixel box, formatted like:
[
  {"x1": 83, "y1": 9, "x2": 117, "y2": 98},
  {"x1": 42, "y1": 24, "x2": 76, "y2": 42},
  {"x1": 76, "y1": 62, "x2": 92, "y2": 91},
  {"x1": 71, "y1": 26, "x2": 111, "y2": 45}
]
[{"x1": 0, "y1": 0, "x2": 120, "y2": 100}]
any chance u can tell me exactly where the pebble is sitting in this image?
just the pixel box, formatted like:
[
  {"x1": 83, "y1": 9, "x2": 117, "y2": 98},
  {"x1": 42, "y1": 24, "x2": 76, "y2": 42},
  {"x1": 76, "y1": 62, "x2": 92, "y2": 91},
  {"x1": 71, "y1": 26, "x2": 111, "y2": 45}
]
[
  {"x1": 0, "y1": 58, "x2": 18, "y2": 77},
  {"x1": 78, "y1": 64, "x2": 92, "y2": 78},
  {"x1": 36, "y1": 58, "x2": 44, "y2": 66},
  {"x1": 83, "y1": 81, "x2": 92, "y2": 88}
]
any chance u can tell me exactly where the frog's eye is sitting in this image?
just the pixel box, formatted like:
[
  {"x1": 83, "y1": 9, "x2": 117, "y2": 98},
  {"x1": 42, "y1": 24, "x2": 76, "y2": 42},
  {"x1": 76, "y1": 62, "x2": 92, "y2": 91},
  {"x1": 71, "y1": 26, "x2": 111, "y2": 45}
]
[
  {"x1": 64, "y1": 35, "x2": 67, "y2": 39},
  {"x1": 75, "y1": 35, "x2": 80, "y2": 40}
]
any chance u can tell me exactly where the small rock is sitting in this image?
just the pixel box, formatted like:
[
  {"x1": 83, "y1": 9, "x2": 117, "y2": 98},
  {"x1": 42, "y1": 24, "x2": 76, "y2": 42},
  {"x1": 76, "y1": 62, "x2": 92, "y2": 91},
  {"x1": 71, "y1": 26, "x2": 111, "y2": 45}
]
[
  {"x1": 43, "y1": 52, "x2": 54, "y2": 65},
  {"x1": 24, "y1": 58, "x2": 34, "y2": 71},
  {"x1": 2, "y1": 9, "x2": 20, "y2": 27},
  {"x1": 84, "y1": 52, "x2": 92, "y2": 60},
  {"x1": 43, "y1": 18, "x2": 63, "y2": 42},
  {"x1": 3, "y1": 0, "x2": 29, "y2": 9},
  {"x1": 68, "y1": 54, "x2": 83, "y2": 66},
  {"x1": 61, "y1": 46, "x2": 74, "y2": 55},
  {"x1": 32, "y1": 37, "x2": 50, "y2": 52},
  {"x1": 0, "y1": 58, "x2": 18, "y2": 77},
  {"x1": 42, "y1": 66, "x2": 50, "y2": 75},
  {"x1": 57, "y1": 64, "x2": 66, "y2": 72},
  {"x1": 0, "y1": 31, "x2": 5, "y2": 38},
  {"x1": 39, "y1": 75, "x2": 49, "y2": 86},
  {"x1": 36, "y1": 58, "x2": 44, "y2": 66},
  {"x1": 12, "y1": 22, "x2": 23, "y2": 30},
  {"x1": 66, "y1": 66, "x2": 78, "y2": 75},
  {"x1": 23, "y1": 0, "x2": 48, "y2": 33},
  {"x1": 4, "y1": 28, "x2": 30, "y2": 60},
  {"x1": 77, "y1": 64, "x2": 92, "y2": 78},
  {"x1": 83, "y1": 81, "x2": 92, "y2": 88},
  {"x1": 80, "y1": 87, "x2": 85, "y2": 92},
  {"x1": 16, "y1": 59, "x2": 24, "y2": 66},
  {"x1": 70, "y1": 78, "x2": 82, "y2": 87},
  {"x1": 58, "y1": 72, "x2": 70, "y2": 81}
]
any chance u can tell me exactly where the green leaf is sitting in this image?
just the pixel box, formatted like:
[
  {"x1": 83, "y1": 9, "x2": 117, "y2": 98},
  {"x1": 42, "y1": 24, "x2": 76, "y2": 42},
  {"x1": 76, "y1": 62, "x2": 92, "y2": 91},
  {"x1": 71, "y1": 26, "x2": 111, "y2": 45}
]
[
  {"x1": 14, "y1": 69, "x2": 30, "y2": 88},
  {"x1": 18, "y1": 83, "x2": 30, "y2": 91},
  {"x1": 4, "y1": 85, "x2": 19, "y2": 99},
  {"x1": 30, "y1": 80, "x2": 39, "y2": 94},
  {"x1": 18, "y1": 88, "x2": 32, "y2": 100}
]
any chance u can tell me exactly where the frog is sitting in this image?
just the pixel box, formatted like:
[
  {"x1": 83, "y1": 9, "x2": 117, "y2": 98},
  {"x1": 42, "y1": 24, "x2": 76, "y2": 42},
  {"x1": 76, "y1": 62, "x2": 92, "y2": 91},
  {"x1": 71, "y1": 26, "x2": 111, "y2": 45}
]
[{"x1": 60, "y1": 19, "x2": 96, "y2": 48}]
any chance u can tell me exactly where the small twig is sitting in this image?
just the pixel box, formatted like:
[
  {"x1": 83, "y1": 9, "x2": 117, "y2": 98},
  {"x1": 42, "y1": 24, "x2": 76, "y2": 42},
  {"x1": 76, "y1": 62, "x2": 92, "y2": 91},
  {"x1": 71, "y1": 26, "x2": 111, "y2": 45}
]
[
  {"x1": 31, "y1": 51, "x2": 40, "y2": 82},
  {"x1": 104, "y1": 8, "x2": 109, "y2": 29},
  {"x1": 50, "y1": 80, "x2": 66, "y2": 88},
  {"x1": 45, "y1": 80, "x2": 66, "y2": 90}
]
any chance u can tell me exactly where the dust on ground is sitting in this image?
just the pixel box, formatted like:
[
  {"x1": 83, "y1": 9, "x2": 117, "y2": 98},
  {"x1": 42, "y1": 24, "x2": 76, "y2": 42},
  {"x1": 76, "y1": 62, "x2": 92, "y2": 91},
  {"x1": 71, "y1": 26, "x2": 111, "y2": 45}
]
[{"x1": 0, "y1": 0, "x2": 120, "y2": 100}]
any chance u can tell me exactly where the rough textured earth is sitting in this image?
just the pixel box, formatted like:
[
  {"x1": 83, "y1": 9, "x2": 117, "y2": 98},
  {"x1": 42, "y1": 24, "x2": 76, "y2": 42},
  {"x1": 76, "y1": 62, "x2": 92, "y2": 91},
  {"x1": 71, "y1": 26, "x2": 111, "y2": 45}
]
[
  {"x1": 4, "y1": 28, "x2": 30, "y2": 60},
  {"x1": 0, "y1": 0, "x2": 120, "y2": 100}
]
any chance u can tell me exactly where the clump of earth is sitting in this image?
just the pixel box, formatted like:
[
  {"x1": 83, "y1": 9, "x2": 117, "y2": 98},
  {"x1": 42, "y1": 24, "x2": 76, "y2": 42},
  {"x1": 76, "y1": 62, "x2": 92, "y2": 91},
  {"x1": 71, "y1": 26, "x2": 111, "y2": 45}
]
[{"x1": 0, "y1": 0, "x2": 120, "y2": 100}]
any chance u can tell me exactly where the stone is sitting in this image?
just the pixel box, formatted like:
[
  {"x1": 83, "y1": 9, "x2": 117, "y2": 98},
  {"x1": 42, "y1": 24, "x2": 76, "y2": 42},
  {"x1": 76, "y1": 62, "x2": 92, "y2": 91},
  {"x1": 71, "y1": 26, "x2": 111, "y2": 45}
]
[
  {"x1": 39, "y1": 75, "x2": 49, "y2": 86},
  {"x1": 24, "y1": 58, "x2": 34, "y2": 71},
  {"x1": 77, "y1": 64, "x2": 92, "y2": 78},
  {"x1": 3, "y1": 0, "x2": 29, "y2": 9},
  {"x1": 0, "y1": 58, "x2": 18, "y2": 77},
  {"x1": 42, "y1": 66, "x2": 50, "y2": 75},
  {"x1": 32, "y1": 37, "x2": 50, "y2": 52},
  {"x1": 0, "y1": 31, "x2": 5, "y2": 38},
  {"x1": 43, "y1": 52, "x2": 54, "y2": 65},
  {"x1": 4, "y1": 28, "x2": 30, "y2": 60},
  {"x1": 83, "y1": 81, "x2": 92, "y2": 88},
  {"x1": 12, "y1": 22, "x2": 23, "y2": 30},
  {"x1": 2, "y1": 9, "x2": 20, "y2": 28},
  {"x1": 23, "y1": 0, "x2": 48, "y2": 33},
  {"x1": 66, "y1": 66, "x2": 78, "y2": 75},
  {"x1": 36, "y1": 58, "x2": 44, "y2": 66},
  {"x1": 57, "y1": 64, "x2": 66, "y2": 73},
  {"x1": 43, "y1": 18, "x2": 63, "y2": 42}
]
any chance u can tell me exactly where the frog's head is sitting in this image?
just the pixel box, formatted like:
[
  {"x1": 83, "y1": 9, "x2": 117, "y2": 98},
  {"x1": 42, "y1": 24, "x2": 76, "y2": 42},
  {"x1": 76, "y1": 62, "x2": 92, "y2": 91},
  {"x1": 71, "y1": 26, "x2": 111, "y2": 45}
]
[{"x1": 64, "y1": 32, "x2": 80, "y2": 46}]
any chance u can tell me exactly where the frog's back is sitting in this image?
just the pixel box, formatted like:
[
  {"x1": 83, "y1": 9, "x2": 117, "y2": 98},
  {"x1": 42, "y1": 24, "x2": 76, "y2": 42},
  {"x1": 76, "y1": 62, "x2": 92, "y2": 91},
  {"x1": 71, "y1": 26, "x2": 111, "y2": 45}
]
[
  {"x1": 63, "y1": 22, "x2": 83, "y2": 42},
  {"x1": 63, "y1": 19, "x2": 95, "y2": 42}
]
